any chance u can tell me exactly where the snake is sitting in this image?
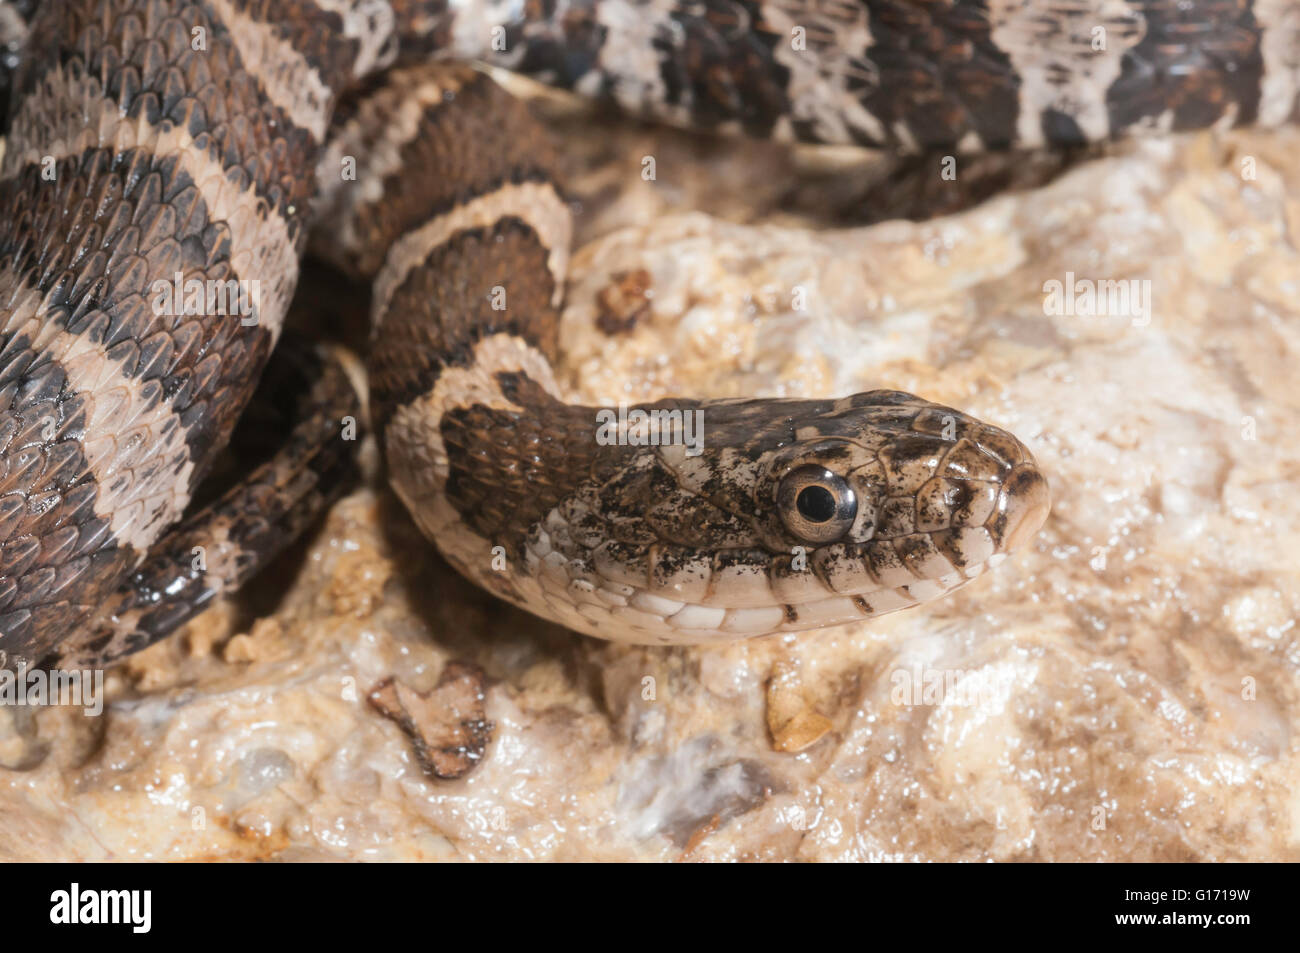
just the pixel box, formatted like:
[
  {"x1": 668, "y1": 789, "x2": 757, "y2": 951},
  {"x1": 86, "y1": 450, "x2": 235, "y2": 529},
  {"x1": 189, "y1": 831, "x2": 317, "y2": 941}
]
[{"x1": 0, "y1": 0, "x2": 1293, "y2": 667}]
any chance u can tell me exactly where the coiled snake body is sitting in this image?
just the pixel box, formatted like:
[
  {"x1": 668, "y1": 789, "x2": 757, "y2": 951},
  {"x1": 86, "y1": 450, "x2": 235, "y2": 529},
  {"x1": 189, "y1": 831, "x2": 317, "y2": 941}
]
[{"x1": 0, "y1": 0, "x2": 1292, "y2": 665}]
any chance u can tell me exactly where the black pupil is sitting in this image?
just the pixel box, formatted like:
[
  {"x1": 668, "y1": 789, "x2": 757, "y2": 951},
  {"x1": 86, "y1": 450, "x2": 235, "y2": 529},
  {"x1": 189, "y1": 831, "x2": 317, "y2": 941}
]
[{"x1": 796, "y1": 484, "x2": 837, "y2": 523}]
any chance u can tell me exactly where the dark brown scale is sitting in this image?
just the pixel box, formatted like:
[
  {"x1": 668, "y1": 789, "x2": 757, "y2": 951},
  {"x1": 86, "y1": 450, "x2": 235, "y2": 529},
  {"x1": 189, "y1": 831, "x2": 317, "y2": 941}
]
[
  {"x1": 598, "y1": 539, "x2": 651, "y2": 580},
  {"x1": 1106, "y1": 0, "x2": 1266, "y2": 133},
  {"x1": 645, "y1": 485, "x2": 754, "y2": 549},
  {"x1": 809, "y1": 541, "x2": 867, "y2": 592},
  {"x1": 930, "y1": 526, "x2": 973, "y2": 571},
  {"x1": 846, "y1": 0, "x2": 1021, "y2": 148},
  {"x1": 867, "y1": 538, "x2": 907, "y2": 581},
  {"x1": 895, "y1": 532, "x2": 945, "y2": 577},
  {"x1": 439, "y1": 396, "x2": 606, "y2": 556},
  {"x1": 369, "y1": 220, "x2": 561, "y2": 432},
  {"x1": 914, "y1": 477, "x2": 956, "y2": 532},
  {"x1": 650, "y1": 544, "x2": 709, "y2": 591},
  {"x1": 329, "y1": 68, "x2": 564, "y2": 278},
  {"x1": 950, "y1": 481, "x2": 996, "y2": 528},
  {"x1": 875, "y1": 497, "x2": 915, "y2": 537},
  {"x1": 602, "y1": 457, "x2": 685, "y2": 528},
  {"x1": 657, "y1": 0, "x2": 792, "y2": 137}
]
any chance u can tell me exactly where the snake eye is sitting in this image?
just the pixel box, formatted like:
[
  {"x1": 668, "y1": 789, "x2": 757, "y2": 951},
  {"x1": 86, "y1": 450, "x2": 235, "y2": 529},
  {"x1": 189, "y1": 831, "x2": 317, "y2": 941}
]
[{"x1": 777, "y1": 465, "x2": 857, "y2": 543}]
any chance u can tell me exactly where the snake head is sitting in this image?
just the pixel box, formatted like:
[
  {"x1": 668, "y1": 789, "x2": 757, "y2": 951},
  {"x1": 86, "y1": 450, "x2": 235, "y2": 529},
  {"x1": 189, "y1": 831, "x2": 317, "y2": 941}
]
[
  {"x1": 477, "y1": 389, "x2": 1049, "y2": 645},
  {"x1": 748, "y1": 390, "x2": 1050, "y2": 606},
  {"x1": 554, "y1": 389, "x2": 1049, "y2": 643}
]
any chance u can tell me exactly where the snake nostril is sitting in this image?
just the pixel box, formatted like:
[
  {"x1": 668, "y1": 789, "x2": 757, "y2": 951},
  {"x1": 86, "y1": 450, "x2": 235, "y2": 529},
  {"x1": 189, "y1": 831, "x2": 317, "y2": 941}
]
[{"x1": 995, "y1": 463, "x2": 1051, "y2": 553}]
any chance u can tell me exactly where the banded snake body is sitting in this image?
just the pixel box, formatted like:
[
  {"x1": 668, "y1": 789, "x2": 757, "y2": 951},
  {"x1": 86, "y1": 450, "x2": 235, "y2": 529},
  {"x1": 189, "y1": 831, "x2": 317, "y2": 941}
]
[{"x1": 0, "y1": 0, "x2": 1292, "y2": 667}]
